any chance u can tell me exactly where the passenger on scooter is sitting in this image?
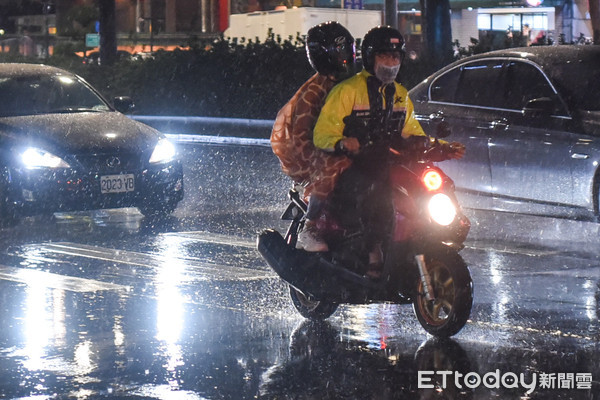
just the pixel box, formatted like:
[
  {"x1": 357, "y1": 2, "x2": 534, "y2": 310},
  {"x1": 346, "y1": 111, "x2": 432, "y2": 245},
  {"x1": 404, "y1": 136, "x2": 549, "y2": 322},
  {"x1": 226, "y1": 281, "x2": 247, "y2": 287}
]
[
  {"x1": 270, "y1": 21, "x2": 356, "y2": 252},
  {"x1": 313, "y1": 26, "x2": 465, "y2": 277}
]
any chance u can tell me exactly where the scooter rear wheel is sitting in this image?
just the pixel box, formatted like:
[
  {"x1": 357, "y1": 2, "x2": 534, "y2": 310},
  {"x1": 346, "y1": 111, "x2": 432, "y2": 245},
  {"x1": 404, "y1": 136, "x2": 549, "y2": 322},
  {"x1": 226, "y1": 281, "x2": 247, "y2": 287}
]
[
  {"x1": 289, "y1": 286, "x2": 339, "y2": 320},
  {"x1": 412, "y1": 245, "x2": 473, "y2": 337}
]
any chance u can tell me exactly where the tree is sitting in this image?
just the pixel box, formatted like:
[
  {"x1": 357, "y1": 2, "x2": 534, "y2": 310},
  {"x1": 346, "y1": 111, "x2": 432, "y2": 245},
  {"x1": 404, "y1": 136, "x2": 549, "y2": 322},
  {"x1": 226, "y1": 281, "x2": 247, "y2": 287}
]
[
  {"x1": 590, "y1": 0, "x2": 600, "y2": 44},
  {"x1": 419, "y1": 0, "x2": 453, "y2": 71},
  {"x1": 98, "y1": 0, "x2": 117, "y2": 65},
  {"x1": 59, "y1": 4, "x2": 98, "y2": 39}
]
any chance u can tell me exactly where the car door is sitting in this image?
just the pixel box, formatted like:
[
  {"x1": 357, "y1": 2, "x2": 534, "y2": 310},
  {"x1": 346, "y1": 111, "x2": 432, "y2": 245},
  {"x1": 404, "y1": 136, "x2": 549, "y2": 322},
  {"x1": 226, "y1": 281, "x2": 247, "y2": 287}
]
[
  {"x1": 486, "y1": 59, "x2": 575, "y2": 213},
  {"x1": 415, "y1": 59, "x2": 509, "y2": 209}
]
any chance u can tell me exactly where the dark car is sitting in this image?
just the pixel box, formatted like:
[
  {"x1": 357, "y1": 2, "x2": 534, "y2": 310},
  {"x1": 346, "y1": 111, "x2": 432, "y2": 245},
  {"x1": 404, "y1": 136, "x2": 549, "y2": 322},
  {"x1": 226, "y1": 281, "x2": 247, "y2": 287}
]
[
  {"x1": 0, "y1": 63, "x2": 183, "y2": 225},
  {"x1": 409, "y1": 45, "x2": 600, "y2": 220}
]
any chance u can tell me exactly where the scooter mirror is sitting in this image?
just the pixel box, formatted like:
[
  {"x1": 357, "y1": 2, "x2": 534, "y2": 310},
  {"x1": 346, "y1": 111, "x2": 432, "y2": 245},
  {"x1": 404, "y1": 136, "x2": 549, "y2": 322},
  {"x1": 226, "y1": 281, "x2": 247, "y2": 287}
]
[{"x1": 436, "y1": 121, "x2": 451, "y2": 139}]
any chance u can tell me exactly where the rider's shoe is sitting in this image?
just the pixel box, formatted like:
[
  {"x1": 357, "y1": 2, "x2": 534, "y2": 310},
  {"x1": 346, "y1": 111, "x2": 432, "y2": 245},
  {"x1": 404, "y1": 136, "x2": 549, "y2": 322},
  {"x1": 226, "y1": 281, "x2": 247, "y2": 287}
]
[
  {"x1": 366, "y1": 244, "x2": 384, "y2": 279},
  {"x1": 366, "y1": 262, "x2": 383, "y2": 279},
  {"x1": 297, "y1": 222, "x2": 329, "y2": 252}
]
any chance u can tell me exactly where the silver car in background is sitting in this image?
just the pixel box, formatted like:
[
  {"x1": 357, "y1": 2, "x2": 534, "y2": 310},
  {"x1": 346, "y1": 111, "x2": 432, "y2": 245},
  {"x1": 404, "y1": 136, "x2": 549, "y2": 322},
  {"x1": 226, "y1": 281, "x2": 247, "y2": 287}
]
[{"x1": 409, "y1": 46, "x2": 600, "y2": 220}]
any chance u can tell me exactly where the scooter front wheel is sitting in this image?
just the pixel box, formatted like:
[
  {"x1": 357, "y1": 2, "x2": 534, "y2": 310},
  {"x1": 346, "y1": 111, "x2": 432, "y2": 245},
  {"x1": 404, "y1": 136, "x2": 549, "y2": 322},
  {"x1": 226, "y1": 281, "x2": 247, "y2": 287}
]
[
  {"x1": 289, "y1": 286, "x2": 339, "y2": 320},
  {"x1": 412, "y1": 245, "x2": 473, "y2": 337}
]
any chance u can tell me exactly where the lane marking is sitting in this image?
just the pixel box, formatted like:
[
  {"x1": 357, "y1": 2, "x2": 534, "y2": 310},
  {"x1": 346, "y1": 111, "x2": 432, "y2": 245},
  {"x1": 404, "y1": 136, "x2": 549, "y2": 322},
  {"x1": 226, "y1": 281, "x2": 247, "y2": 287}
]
[
  {"x1": 533, "y1": 268, "x2": 600, "y2": 278},
  {"x1": 162, "y1": 231, "x2": 256, "y2": 249},
  {"x1": 20, "y1": 240, "x2": 274, "y2": 282},
  {"x1": 471, "y1": 320, "x2": 597, "y2": 342},
  {"x1": 0, "y1": 265, "x2": 130, "y2": 292},
  {"x1": 465, "y1": 242, "x2": 560, "y2": 257}
]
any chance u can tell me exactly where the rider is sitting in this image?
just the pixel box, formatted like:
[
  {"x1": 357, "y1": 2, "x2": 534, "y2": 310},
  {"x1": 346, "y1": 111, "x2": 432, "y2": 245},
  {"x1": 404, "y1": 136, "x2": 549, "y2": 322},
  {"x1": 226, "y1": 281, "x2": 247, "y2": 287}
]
[
  {"x1": 270, "y1": 21, "x2": 356, "y2": 252},
  {"x1": 313, "y1": 26, "x2": 465, "y2": 276}
]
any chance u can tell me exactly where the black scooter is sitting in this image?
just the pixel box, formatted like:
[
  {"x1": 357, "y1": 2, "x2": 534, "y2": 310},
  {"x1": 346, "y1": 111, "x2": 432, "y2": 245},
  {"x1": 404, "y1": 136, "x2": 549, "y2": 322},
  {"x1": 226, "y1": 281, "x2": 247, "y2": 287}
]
[{"x1": 257, "y1": 136, "x2": 473, "y2": 337}]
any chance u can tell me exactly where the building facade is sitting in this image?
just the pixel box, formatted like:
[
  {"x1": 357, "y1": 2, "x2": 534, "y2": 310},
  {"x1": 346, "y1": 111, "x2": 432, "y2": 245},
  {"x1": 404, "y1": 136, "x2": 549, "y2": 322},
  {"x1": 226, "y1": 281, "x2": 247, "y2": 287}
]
[{"x1": 0, "y1": 0, "x2": 596, "y2": 57}]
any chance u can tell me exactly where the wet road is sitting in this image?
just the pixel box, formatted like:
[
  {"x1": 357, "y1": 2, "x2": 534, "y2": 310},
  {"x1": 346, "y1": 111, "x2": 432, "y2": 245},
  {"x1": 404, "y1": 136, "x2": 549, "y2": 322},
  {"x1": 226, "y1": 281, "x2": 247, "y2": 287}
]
[{"x1": 0, "y1": 139, "x2": 598, "y2": 399}]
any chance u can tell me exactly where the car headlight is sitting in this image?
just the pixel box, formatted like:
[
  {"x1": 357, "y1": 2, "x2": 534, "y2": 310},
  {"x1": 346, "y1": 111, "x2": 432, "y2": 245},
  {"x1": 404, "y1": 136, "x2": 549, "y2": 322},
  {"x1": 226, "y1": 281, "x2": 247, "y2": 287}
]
[
  {"x1": 21, "y1": 148, "x2": 70, "y2": 169},
  {"x1": 149, "y1": 138, "x2": 176, "y2": 164},
  {"x1": 428, "y1": 193, "x2": 457, "y2": 226}
]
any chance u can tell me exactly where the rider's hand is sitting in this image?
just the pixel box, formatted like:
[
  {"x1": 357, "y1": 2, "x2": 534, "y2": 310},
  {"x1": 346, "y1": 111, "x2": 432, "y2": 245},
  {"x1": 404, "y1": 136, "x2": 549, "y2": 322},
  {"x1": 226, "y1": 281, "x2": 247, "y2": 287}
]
[
  {"x1": 446, "y1": 142, "x2": 466, "y2": 160},
  {"x1": 340, "y1": 137, "x2": 360, "y2": 155}
]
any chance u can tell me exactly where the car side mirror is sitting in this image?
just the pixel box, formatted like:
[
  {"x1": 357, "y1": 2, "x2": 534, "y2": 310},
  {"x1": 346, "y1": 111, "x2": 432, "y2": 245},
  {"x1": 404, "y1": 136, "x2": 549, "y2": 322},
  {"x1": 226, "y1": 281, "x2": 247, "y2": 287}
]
[
  {"x1": 113, "y1": 96, "x2": 135, "y2": 114},
  {"x1": 522, "y1": 97, "x2": 554, "y2": 118}
]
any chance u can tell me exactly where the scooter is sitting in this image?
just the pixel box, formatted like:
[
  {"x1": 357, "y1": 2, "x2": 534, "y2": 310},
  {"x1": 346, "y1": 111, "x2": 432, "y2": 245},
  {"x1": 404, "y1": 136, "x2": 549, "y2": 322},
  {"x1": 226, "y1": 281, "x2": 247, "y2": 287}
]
[{"x1": 257, "y1": 135, "x2": 473, "y2": 337}]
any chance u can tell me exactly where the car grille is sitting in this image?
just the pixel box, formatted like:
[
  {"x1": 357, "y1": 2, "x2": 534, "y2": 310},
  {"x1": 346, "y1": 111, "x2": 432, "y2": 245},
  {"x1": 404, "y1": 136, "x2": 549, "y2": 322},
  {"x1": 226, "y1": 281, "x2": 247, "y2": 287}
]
[{"x1": 73, "y1": 153, "x2": 144, "y2": 173}]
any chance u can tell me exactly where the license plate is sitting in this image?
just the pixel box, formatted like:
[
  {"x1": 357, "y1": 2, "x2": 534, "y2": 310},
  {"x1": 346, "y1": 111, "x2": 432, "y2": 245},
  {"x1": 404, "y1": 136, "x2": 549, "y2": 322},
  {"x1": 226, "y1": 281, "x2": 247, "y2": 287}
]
[{"x1": 100, "y1": 174, "x2": 135, "y2": 194}]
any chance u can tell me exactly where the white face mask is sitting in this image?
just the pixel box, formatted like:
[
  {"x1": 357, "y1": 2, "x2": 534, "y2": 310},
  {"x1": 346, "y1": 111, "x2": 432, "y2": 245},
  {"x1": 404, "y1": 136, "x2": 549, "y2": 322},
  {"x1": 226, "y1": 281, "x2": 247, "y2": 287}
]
[{"x1": 374, "y1": 63, "x2": 400, "y2": 84}]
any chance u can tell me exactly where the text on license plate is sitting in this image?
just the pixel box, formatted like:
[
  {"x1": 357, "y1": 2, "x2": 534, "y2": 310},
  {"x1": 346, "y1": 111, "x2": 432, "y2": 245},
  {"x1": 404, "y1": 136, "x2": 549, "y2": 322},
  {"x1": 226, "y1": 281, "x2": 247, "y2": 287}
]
[{"x1": 100, "y1": 174, "x2": 135, "y2": 194}]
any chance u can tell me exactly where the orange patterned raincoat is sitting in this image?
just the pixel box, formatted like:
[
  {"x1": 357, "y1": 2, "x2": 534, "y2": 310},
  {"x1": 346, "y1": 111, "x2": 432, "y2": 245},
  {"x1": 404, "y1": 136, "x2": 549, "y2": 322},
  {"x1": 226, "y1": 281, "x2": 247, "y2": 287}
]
[{"x1": 270, "y1": 73, "x2": 351, "y2": 200}]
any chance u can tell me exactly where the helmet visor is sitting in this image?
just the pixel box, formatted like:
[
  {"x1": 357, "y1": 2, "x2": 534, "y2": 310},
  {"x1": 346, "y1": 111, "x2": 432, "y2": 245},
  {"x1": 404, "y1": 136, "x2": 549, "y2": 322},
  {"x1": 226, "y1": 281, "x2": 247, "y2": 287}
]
[{"x1": 332, "y1": 42, "x2": 356, "y2": 81}]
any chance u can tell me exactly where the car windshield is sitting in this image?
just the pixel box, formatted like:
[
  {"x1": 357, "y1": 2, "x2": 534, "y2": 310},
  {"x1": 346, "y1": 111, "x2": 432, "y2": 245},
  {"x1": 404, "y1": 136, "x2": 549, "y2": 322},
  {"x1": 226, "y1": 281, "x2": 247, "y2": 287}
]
[
  {"x1": 550, "y1": 58, "x2": 600, "y2": 112},
  {"x1": 0, "y1": 74, "x2": 111, "y2": 117}
]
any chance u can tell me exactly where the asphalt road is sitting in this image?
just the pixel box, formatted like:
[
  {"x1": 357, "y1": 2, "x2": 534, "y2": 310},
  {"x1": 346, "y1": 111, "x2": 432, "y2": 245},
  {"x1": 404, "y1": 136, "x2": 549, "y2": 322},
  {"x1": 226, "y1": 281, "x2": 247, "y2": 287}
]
[{"x1": 0, "y1": 139, "x2": 598, "y2": 399}]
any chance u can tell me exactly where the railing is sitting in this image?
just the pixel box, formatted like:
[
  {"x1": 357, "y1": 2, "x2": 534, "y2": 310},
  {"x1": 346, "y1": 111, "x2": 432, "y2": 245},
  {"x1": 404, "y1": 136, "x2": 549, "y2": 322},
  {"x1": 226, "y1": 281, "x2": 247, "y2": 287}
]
[{"x1": 130, "y1": 115, "x2": 274, "y2": 146}]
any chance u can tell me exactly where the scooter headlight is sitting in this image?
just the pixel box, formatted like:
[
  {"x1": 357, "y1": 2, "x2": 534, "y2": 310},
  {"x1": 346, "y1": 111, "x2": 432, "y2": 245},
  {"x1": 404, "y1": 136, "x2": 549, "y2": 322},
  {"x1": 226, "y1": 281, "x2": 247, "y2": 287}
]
[{"x1": 428, "y1": 193, "x2": 457, "y2": 226}]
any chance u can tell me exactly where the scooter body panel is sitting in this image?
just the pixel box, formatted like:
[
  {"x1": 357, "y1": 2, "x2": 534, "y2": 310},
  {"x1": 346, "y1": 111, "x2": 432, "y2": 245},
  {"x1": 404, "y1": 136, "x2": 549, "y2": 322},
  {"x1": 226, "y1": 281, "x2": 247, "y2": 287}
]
[{"x1": 257, "y1": 229, "x2": 411, "y2": 304}]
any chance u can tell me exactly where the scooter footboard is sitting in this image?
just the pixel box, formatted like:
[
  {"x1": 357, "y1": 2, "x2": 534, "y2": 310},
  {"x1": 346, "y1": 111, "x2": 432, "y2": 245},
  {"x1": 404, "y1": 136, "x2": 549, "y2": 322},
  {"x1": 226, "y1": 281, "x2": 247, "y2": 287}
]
[{"x1": 257, "y1": 229, "x2": 375, "y2": 301}]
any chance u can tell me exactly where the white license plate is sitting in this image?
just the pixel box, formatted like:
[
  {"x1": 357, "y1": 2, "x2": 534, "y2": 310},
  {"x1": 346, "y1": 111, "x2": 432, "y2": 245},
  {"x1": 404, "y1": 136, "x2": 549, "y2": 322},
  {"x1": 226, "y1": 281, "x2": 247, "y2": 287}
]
[{"x1": 100, "y1": 174, "x2": 135, "y2": 194}]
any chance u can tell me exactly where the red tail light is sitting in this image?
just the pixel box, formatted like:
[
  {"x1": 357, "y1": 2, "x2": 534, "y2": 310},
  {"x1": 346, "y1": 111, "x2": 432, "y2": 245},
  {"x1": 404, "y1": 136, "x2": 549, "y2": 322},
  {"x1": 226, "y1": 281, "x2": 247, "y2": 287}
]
[{"x1": 423, "y1": 170, "x2": 443, "y2": 191}]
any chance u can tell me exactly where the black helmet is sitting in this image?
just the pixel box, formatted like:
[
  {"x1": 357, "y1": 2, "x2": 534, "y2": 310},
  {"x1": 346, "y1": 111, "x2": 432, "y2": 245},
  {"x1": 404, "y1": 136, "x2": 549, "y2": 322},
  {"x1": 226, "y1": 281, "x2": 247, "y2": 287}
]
[
  {"x1": 361, "y1": 26, "x2": 406, "y2": 74},
  {"x1": 306, "y1": 21, "x2": 356, "y2": 81}
]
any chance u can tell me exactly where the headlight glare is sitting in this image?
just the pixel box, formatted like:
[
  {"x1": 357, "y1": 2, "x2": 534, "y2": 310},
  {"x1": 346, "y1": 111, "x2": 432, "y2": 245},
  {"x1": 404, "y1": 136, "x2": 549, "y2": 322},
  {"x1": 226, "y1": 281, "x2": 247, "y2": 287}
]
[
  {"x1": 21, "y1": 148, "x2": 70, "y2": 169},
  {"x1": 428, "y1": 193, "x2": 457, "y2": 226},
  {"x1": 149, "y1": 138, "x2": 176, "y2": 164}
]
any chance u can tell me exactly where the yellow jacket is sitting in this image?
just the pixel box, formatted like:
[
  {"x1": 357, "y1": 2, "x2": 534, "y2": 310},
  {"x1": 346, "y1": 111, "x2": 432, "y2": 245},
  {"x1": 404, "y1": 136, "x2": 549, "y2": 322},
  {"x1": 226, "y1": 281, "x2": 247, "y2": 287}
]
[{"x1": 313, "y1": 69, "x2": 426, "y2": 151}]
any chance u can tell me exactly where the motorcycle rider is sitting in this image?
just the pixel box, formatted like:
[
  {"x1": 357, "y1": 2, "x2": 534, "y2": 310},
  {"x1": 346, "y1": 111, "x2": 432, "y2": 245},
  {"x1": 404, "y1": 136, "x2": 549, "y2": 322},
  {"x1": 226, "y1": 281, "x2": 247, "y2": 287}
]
[
  {"x1": 271, "y1": 21, "x2": 356, "y2": 252},
  {"x1": 313, "y1": 26, "x2": 465, "y2": 277}
]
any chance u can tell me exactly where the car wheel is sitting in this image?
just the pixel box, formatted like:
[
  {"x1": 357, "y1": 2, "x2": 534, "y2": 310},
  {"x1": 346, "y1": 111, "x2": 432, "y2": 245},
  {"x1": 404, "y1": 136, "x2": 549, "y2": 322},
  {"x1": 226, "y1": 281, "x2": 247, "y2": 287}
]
[{"x1": 138, "y1": 200, "x2": 178, "y2": 218}]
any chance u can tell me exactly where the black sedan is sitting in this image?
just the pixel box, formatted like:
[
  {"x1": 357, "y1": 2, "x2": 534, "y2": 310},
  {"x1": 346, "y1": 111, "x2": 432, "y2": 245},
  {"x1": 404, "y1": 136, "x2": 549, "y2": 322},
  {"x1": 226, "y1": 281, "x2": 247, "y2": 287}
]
[
  {"x1": 409, "y1": 45, "x2": 600, "y2": 220},
  {"x1": 0, "y1": 63, "x2": 183, "y2": 225}
]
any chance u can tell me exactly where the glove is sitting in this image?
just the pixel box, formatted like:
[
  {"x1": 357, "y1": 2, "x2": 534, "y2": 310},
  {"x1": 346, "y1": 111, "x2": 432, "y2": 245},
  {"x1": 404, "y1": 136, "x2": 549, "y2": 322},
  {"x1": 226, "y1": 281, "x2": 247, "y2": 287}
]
[{"x1": 444, "y1": 142, "x2": 466, "y2": 160}]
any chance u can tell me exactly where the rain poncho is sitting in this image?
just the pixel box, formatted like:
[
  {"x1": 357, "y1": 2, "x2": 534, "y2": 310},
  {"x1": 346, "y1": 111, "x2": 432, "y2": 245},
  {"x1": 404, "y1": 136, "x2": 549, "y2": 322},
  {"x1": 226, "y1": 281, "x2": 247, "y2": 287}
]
[{"x1": 270, "y1": 73, "x2": 352, "y2": 199}]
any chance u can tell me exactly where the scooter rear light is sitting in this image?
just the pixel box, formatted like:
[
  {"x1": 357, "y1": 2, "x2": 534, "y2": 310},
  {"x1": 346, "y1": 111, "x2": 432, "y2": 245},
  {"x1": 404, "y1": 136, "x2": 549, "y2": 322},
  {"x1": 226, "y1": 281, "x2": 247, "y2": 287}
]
[{"x1": 423, "y1": 170, "x2": 443, "y2": 191}]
